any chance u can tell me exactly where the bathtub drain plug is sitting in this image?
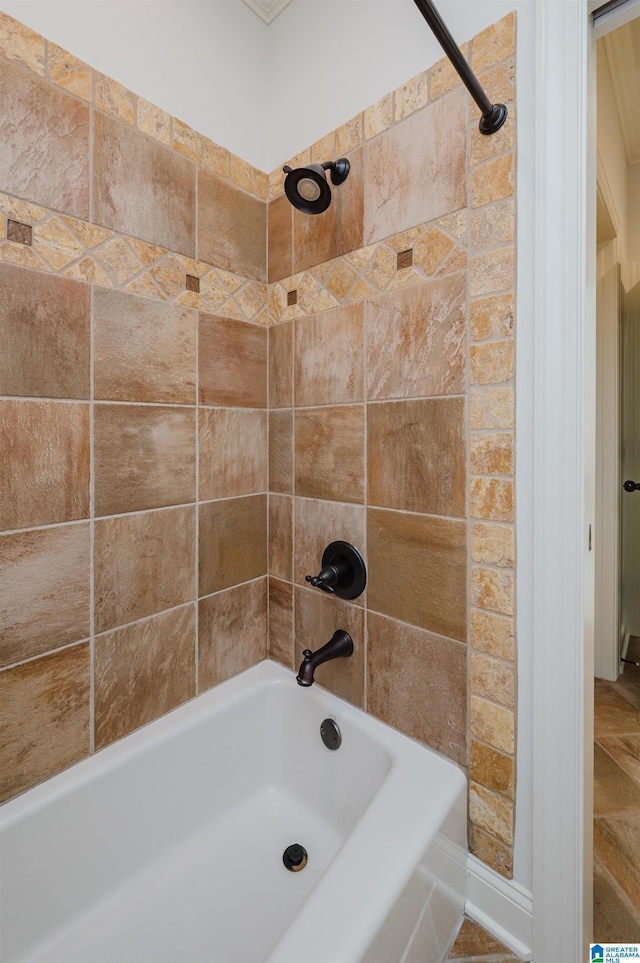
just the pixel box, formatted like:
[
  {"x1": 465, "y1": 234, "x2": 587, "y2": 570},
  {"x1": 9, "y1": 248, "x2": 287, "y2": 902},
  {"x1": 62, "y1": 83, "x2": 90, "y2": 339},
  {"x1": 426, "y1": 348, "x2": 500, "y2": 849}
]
[{"x1": 283, "y1": 844, "x2": 308, "y2": 872}]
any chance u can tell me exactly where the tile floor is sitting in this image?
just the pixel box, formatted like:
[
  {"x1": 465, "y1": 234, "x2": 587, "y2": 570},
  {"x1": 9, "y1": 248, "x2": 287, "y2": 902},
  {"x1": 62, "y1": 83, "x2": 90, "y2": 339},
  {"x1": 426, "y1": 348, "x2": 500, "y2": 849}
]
[
  {"x1": 593, "y1": 637, "x2": 640, "y2": 941},
  {"x1": 448, "y1": 917, "x2": 520, "y2": 962}
]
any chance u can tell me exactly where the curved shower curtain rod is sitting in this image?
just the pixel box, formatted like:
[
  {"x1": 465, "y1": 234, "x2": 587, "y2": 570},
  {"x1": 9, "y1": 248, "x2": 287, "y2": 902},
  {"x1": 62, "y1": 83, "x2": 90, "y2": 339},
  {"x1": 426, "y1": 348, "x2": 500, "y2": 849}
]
[{"x1": 412, "y1": 0, "x2": 507, "y2": 134}]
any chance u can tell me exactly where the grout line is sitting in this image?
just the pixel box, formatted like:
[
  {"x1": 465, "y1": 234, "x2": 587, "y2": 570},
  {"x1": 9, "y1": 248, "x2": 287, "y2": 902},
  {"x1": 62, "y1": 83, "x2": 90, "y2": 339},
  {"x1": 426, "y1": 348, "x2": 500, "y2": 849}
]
[{"x1": 0, "y1": 637, "x2": 91, "y2": 674}]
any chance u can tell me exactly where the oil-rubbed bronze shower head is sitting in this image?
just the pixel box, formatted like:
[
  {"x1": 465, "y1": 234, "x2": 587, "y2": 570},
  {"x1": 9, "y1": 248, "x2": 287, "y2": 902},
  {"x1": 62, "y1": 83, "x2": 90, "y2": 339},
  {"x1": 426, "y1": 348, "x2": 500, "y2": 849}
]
[{"x1": 282, "y1": 158, "x2": 350, "y2": 215}]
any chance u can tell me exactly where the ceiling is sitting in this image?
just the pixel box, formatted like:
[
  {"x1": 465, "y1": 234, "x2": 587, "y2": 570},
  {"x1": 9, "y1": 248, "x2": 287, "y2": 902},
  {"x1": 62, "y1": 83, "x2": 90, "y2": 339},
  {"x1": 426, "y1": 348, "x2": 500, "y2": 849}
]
[
  {"x1": 241, "y1": 0, "x2": 293, "y2": 24},
  {"x1": 604, "y1": 16, "x2": 640, "y2": 164}
]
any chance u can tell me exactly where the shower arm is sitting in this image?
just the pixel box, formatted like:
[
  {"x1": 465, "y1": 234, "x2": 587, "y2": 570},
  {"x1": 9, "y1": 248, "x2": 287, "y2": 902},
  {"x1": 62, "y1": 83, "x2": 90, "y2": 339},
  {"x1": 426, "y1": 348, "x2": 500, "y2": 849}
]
[{"x1": 412, "y1": 0, "x2": 507, "y2": 135}]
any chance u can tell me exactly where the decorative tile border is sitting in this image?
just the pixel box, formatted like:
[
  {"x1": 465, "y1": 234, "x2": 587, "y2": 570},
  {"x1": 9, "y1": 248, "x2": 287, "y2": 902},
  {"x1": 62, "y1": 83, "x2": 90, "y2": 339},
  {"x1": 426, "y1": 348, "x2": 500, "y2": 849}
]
[
  {"x1": 0, "y1": 11, "x2": 267, "y2": 201},
  {"x1": 266, "y1": 211, "x2": 468, "y2": 323},
  {"x1": 0, "y1": 192, "x2": 269, "y2": 325}
]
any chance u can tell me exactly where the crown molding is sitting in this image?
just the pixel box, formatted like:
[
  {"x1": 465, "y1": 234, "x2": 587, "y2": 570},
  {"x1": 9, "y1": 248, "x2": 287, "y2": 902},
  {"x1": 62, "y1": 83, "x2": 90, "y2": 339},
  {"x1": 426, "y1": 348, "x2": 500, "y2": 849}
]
[{"x1": 241, "y1": 0, "x2": 293, "y2": 24}]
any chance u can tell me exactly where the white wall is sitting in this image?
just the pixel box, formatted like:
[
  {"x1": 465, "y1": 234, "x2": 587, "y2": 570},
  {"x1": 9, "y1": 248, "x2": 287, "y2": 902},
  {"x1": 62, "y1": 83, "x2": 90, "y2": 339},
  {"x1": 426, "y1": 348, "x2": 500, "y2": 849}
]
[
  {"x1": 597, "y1": 43, "x2": 630, "y2": 274},
  {"x1": 0, "y1": 0, "x2": 269, "y2": 169}
]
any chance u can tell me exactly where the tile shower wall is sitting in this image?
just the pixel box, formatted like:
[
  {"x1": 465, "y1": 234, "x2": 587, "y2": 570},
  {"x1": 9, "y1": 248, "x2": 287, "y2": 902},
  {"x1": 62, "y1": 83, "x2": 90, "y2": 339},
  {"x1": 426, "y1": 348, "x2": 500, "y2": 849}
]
[
  {"x1": 266, "y1": 14, "x2": 517, "y2": 878},
  {"x1": 0, "y1": 7, "x2": 517, "y2": 883},
  {"x1": 0, "y1": 11, "x2": 268, "y2": 804}
]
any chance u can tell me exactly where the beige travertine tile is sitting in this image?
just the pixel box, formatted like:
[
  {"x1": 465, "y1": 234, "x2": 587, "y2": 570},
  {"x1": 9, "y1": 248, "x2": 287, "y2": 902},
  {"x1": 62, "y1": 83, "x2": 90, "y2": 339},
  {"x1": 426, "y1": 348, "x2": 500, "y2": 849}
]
[
  {"x1": 93, "y1": 111, "x2": 195, "y2": 257},
  {"x1": 470, "y1": 386, "x2": 514, "y2": 429},
  {"x1": 0, "y1": 242, "x2": 48, "y2": 272},
  {"x1": 198, "y1": 579, "x2": 267, "y2": 690},
  {"x1": 230, "y1": 154, "x2": 255, "y2": 193},
  {"x1": 269, "y1": 409, "x2": 293, "y2": 494},
  {"x1": 295, "y1": 406, "x2": 365, "y2": 503},
  {"x1": 268, "y1": 194, "x2": 293, "y2": 283},
  {"x1": 295, "y1": 303, "x2": 364, "y2": 406},
  {"x1": 395, "y1": 70, "x2": 429, "y2": 121},
  {"x1": 430, "y1": 44, "x2": 468, "y2": 101},
  {"x1": 448, "y1": 917, "x2": 512, "y2": 960},
  {"x1": 470, "y1": 740, "x2": 515, "y2": 798},
  {"x1": 471, "y1": 155, "x2": 514, "y2": 210},
  {"x1": 471, "y1": 198, "x2": 515, "y2": 249},
  {"x1": 95, "y1": 605, "x2": 195, "y2": 749},
  {"x1": 468, "y1": 825, "x2": 514, "y2": 879},
  {"x1": 366, "y1": 89, "x2": 466, "y2": 244},
  {"x1": 470, "y1": 609, "x2": 514, "y2": 660},
  {"x1": 593, "y1": 743, "x2": 640, "y2": 814},
  {"x1": 94, "y1": 288, "x2": 196, "y2": 404},
  {"x1": 471, "y1": 13, "x2": 516, "y2": 74},
  {"x1": 0, "y1": 60, "x2": 89, "y2": 219},
  {"x1": 470, "y1": 340, "x2": 514, "y2": 386},
  {"x1": 594, "y1": 814, "x2": 640, "y2": 914},
  {"x1": 0, "y1": 400, "x2": 90, "y2": 530},
  {"x1": 470, "y1": 294, "x2": 515, "y2": 343},
  {"x1": 470, "y1": 248, "x2": 514, "y2": 297},
  {"x1": 203, "y1": 137, "x2": 230, "y2": 177},
  {"x1": 368, "y1": 508, "x2": 466, "y2": 640},
  {"x1": 94, "y1": 405, "x2": 195, "y2": 516},
  {"x1": 471, "y1": 110, "x2": 515, "y2": 166},
  {"x1": 364, "y1": 93, "x2": 394, "y2": 140},
  {"x1": 471, "y1": 522, "x2": 514, "y2": 567},
  {"x1": 470, "y1": 478, "x2": 514, "y2": 522},
  {"x1": 47, "y1": 43, "x2": 92, "y2": 99},
  {"x1": 94, "y1": 506, "x2": 195, "y2": 634},
  {"x1": 412, "y1": 225, "x2": 456, "y2": 276},
  {"x1": 470, "y1": 433, "x2": 514, "y2": 476},
  {"x1": 471, "y1": 566, "x2": 514, "y2": 615},
  {"x1": 137, "y1": 98, "x2": 171, "y2": 145},
  {"x1": 199, "y1": 313, "x2": 267, "y2": 408},
  {"x1": 0, "y1": 11, "x2": 45, "y2": 74},
  {"x1": 197, "y1": 169, "x2": 266, "y2": 282},
  {"x1": 295, "y1": 586, "x2": 364, "y2": 707},
  {"x1": 471, "y1": 651, "x2": 515, "y2": 707},
  {"x1": 199, "y1": 408, "x2": 267, "y2": 501},
  {"x1": 255, "y1": 170, "x2": 268, "y2": 200},
  {"x1": 0, "y1": 644, "x2": 89, "y2": 803},
  {"x1": 367, "y1": 611, "x2": 467, "y2": 763},
  {"x1": 269, "y1": 494, "x2": 292, "y2": 581},
  {"x1": 268, "y1": 577, "x2": 293, "y2": 668},
  {"x1": 294, "y1": 497, "x2": 366, "y2": 594},
  {"x1": 310, "y1": 130, "x2": 335, "y2": 162},
  {"x1": 368, "y1": 398, "x2": 466, "y2": 517},
  {"x1": 0, "y1": 262, "x2": 90, "y2": 399},
  {"x1": 269, "y1": 322, "x2": 293, "y2": 408},
  {"x1": 366, "y1": 275, "x2": 466, "y2": 399},
  {"x1": 198, "y1": 495, "x2": 267, "y2": 596},
  {"x1": 471, "y1": 695, "x2": 514, "y2": 753},
  {"x1": 0, "y1": 524, "x2": 90, "y2": 668},
  {"x1": 336, "y1": 115, "x2": 362, "y2": 155},
  {"x1": 326, "y1": 260, "x2": 359, "y2": 300},
  {"x1": 293, "y1": 148, "x2": 364, "y2": 273},
  {"x1": 32, "y1": 217, "x2": 84, "y2": 270},
  {"x1": 469, "y1": 782, "x2": 513, "y2": 845},
  {"x1": 95, "y1": 72, "x2": 135, "y2": 124},
  {"x1": 172, "y1": 118, "x2": 202, "y2": 162}
]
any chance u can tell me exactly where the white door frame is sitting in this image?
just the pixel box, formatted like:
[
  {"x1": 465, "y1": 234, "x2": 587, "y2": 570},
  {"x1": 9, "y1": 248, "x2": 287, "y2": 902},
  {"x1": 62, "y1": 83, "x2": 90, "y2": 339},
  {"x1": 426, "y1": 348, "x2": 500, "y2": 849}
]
[{"x1": 532, "y1": 1, "x2": 596, "y2": 959}]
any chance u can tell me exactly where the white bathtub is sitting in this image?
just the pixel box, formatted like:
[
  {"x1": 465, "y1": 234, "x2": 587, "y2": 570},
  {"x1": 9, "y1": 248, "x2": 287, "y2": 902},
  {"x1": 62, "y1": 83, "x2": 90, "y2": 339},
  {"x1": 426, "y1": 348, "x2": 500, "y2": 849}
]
[{"x1": 0, "y1": 660, "x2": 467, "y2": 963}]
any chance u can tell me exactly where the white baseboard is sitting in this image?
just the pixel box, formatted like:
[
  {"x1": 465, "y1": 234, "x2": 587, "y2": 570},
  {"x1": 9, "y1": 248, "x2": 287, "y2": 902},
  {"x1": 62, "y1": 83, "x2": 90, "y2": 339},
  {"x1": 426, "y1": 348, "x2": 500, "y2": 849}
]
[{"x1": 465, "y1": 854, "x2": 533, "y2": 960}]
